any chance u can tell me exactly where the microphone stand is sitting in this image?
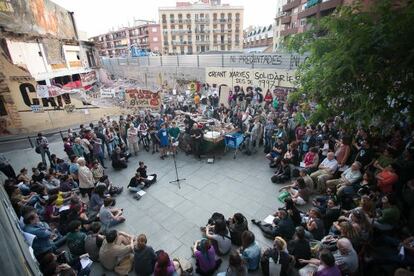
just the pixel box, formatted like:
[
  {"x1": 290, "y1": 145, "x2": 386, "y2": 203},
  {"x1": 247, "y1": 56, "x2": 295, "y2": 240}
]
[{"x1": 169, "y1": 151, "x2": 185, "y2": 189}]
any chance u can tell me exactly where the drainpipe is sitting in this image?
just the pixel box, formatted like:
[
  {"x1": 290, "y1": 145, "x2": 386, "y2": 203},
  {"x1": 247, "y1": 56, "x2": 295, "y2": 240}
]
[{"x1": 68, "y1": 11, "x2": 79, "y2": 41}]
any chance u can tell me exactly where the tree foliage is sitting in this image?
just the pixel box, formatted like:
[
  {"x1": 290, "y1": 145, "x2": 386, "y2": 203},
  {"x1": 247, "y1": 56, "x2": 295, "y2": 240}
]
[{"x1": 286, "y1": 0, "x2": 414, "y2": 127}]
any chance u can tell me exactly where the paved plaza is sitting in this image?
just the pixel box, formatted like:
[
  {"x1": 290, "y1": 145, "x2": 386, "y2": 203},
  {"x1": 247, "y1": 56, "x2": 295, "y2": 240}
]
[{"x1": 4, "y1": 142, "x2": 283, "y2": 275}]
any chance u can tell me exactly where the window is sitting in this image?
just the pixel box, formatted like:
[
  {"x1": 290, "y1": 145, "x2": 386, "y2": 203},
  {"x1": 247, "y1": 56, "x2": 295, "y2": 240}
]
[
  {"x1": 153, "y1": 37, "x2": 158, "y2": 42},
  {"x1": 152, "y1": 27, "x2": 157, "y2": 32},
  {"x1": 0, "y1": 96, "x2": 8, "y2": 116},
  {"x1": 300, "y1": 19, "x2": 306, "y2": 26}
]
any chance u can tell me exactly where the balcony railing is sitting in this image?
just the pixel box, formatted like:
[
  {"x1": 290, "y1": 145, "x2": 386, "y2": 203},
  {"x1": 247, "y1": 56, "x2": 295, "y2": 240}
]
[
  {"x1": 282, "y1": 0, "x2": 301, "y2": 12},
  {"x1": 281, "y1": 15, "x2": 291, "y2": 24},
  {"x1": 280, "y1": 27, "x2": 298, "y2": 36},
  {"x1": 195, "y1": 18, "x2": 209, "y2": 23},
  {"x1": 320, "y1": 0, "x2": 342, "y2": 12},
  {"x1": 298, "y1": 0, "x2": 342, "y2": 18},
  {"x1": 194, "y1": 29, "x2": 210, "y2": 33}
]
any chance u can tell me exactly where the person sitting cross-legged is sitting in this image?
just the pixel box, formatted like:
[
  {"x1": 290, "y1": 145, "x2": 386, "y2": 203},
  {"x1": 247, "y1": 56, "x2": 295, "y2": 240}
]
[
  {"x1": 99, "y1": 229, "x2": 134, "y2": 275},
  {"x1": 310, "y1": 152, "x2": 338, "y2": 193},
  {"x1": 136, "y1": 161, "x2": 157, "y2": 187},
  {"x1": 99, "y1": 197, "x2": 125, "y2": 230},
  {"x1": 127, "y1": 172, "x2": 146, "y2": 200},
  {"x1": 193, "y1": 238, "x2": 222, "y2": 275}
]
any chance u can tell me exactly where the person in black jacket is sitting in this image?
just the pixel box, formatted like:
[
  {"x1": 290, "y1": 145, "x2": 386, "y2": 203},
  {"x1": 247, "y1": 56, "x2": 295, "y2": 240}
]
[
  {"x1": 287, "y1": 226, "x2": 311, "y2": 268},
  {"x1": 227, "y1": 213, "x2": 248, "y2": 246},
  {"x1": 136, "y1": 161, "x2": 157, "y2": 187},
  {"x1": 271, "y1": 159, "x2": 291, "y2": 183},
  {"x1": 111, "y1": 147, "x2": 127, "y2": 170},
  {"x1": 134, "y1": 234, "x2": 156, "y2": 276},
  {"x1": 251, "y1": 209, "x2": 295, "y2": 241},
  {"x1": 261, "y1": 238, "x2": 293, "y2": 276}
]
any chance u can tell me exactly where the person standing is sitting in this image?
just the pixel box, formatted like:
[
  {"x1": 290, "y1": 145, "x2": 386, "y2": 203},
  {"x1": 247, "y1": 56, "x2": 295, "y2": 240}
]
[
  {"x1": 36, "y1": 132, "x2": 52, "y2": 167},
  {"x1": 158, "y1": 123, "x2": 169, "y2": 160},
  {"x1": 127, "y1": 124, "x2": 139, "y2": 156},
  {"x1": 168, "y1": 121, "x2": 180, "y2": 155},
  {"x1": 0, "y1": 154, "x2": 16, "y2": 179},
  {"x1": 77, "y1": 157, "x2": 94, "y2": 199},
  {"x1": 91, "y1": 133, "x2": 106, "y2": 168},
  {"x1": 191, "y1": 124, "x2": 203, "y2": 160}
]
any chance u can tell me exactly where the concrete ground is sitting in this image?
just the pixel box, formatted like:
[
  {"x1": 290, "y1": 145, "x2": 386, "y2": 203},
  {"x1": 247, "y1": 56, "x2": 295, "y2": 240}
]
[{"x1": 4, "y1": 141, "x2": 285, "y2": 275}]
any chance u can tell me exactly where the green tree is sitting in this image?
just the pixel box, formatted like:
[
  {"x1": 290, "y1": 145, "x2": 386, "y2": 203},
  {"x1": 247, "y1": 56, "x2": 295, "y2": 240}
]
[{"x1": 286, "y1": 0, "x2": 414, "y2": 127}]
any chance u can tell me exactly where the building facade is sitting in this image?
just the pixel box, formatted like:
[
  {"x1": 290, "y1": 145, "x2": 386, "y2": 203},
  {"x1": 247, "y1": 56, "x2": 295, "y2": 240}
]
[
  {"x1": 90, "y1": 20, "x2": 161, "y2": 57},
  {"x1": 273, "y1": 0, "x2": 288, "y2": 50},
  {"x1": 0, "y1": 0, "x2": 124, "y2": 135},
  {"x1": 243, "y1": 25, "x2": 274, "y2": 53},
  {"x1": 159, "y1": 0, "x2": 244, "y2": 55},
  {"x1": 279, "y1": 0, "x2": 345, "y2": 39}
]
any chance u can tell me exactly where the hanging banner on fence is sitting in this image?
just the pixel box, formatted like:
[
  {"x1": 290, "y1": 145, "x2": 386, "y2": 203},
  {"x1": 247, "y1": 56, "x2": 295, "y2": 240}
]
[
  {"x1": 80, "y1": 71, "x2": 97, "y2": 86},
  {"x1": 125, "y1": 88, "x2": 161, "y2": 109},
  {"x1": 205, "y1": 67, "x2": 299, "y2": 90},
  {"x1": 36, "y1": 85, "x2": 80, "y2": 98}
]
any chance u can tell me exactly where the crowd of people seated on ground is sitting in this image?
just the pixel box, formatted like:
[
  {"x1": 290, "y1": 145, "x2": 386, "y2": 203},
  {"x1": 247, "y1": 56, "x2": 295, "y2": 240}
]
[{"x1": 1, "y1": 84, "x2": 414, "y2": 275}]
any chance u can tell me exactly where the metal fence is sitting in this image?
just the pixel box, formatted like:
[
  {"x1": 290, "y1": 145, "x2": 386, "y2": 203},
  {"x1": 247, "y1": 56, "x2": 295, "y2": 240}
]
[{"x1": 101, "y1": 52, "x2": 307, "y2": 70}]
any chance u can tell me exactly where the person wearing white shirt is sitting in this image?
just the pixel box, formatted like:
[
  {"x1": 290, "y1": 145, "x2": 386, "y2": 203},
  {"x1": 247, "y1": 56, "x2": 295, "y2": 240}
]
[
  {"x1": 326, "y1": 162, "x2": 362, "y2": 193},
  {"x1": 310, "y1": 152, "x2": 338, "y2": 192}
]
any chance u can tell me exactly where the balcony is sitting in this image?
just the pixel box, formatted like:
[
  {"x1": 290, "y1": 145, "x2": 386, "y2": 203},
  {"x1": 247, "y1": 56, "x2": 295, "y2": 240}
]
[
  {"x1": 114, "y1": 44, "x2": 128, "y2": 48},
  {"x1": 194, "y1": 29, "x2": 210, "y2": 33},
  {"x1": 298, "y1": 5, "x2": 318, "y2": 18},
  {"x1": 195, "y1": 18, "x2": 209, "y2": 23},
  {"x1": 196, "y1": 41, "x2": 210, "y2": 44},
  {"x1": 280, "y1": 27, "x2": 298, "y2": 36},
  {"x1": 280, "y1": 15, "x2": 291, "y2": 24},
  {"x1": 298, "y1": 0, "x2": 342, "y2": 18},
  {"x1": 171, "y1": 40, "x2": 189, "y2": 46},
  {"x1": 321, "y1": 0, "x2": 343, "y2": 12},
  {"x1": 282, "y1": 0, "x2": 301, "y2": 12}
]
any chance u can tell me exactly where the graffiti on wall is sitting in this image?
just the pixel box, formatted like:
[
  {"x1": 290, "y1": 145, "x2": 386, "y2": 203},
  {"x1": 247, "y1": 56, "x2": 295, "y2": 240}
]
[
  {"x1": 228, "y1": 54, "x2": 308, "y2": 70},
  {"x1": 125, "y1": 89, "x2": 161, "y2": 109},
  {"x1": 80, "y1": 71, "x2": 97, "y2": 86},
  {"x1": 205, "y1": 67, "x2": 299, "y2": 91}
]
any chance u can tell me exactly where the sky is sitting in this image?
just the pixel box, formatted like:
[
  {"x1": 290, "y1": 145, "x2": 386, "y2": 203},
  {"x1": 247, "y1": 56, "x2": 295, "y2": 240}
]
[{"x1": 51, "y1": 0, "x2": 276, "y2": 37}]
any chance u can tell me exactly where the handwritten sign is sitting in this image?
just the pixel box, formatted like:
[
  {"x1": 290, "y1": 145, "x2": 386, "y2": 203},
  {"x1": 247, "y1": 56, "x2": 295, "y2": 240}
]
[
  {"x1": 100, "y1": 88, "x2": 116, "y2": 98},
  {"x1": 80, "y1": 71, "x2": 97, "y2": 86},
  {"x1": 227, "y1": 54, "x2": 308, "y2": 70},
  {"x1": 205, "y1": 67, "x2": 299, "y2": 90},
  {"x1": 125, "y1": 88, "x2": 161, "y2": 109}
]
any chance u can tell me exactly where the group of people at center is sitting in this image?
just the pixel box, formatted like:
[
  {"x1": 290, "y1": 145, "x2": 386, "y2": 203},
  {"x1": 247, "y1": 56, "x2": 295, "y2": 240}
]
[{"x1": 1, "y1": 83, "x2": 414, "y2": 276}]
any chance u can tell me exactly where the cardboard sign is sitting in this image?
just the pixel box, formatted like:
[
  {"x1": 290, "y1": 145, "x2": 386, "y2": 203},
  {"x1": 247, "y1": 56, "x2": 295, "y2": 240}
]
[{"x1": 125, "y1": 88, "x2": 161, "y2": 109}]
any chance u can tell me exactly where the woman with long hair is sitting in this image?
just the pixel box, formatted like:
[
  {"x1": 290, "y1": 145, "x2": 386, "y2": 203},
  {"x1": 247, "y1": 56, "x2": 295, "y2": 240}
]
[
  {"x1": 240, "y1": 230, "x2": 261, "y2": 271},
  {"x1": 193, "y1": 238, "x2": 222, "y2": 275},
  {"x1": 154, "y1": 250, "x2": 175, "y2": 276},
  {"x1": 218, "y1": 250, "x2": 247, "y2": 276}
]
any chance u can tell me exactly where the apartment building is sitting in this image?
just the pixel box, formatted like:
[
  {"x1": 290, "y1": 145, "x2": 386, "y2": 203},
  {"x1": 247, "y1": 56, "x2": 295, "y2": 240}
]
[
  {"x1": 243, "y1": 25, "x2": 274, "y2": 53},
  {"x1": 159, "y1": 0, "x2": 244, "y2": 55},
  {"x1": 273, "y1": 0, "x2": 288, "y2": 50},
  {"x1": 279, "y1": 0, "x2": 344, "y2": 39},
  {"x1": 90, "y1": 20, "x2": 161, "y2": 57}
]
